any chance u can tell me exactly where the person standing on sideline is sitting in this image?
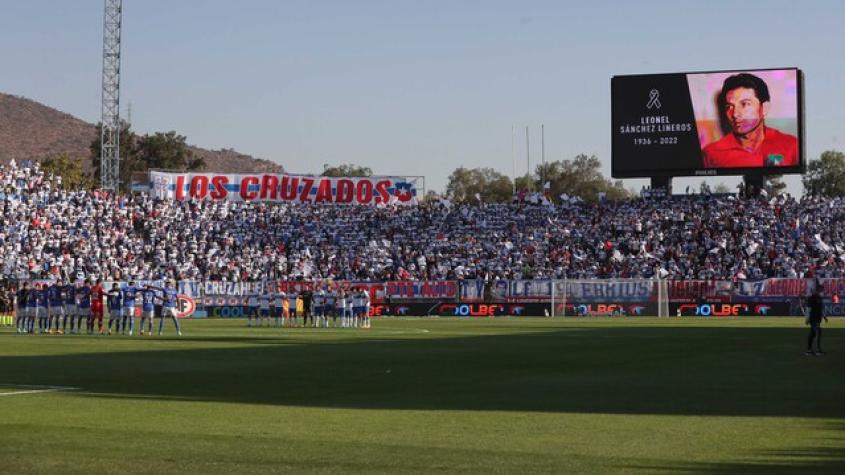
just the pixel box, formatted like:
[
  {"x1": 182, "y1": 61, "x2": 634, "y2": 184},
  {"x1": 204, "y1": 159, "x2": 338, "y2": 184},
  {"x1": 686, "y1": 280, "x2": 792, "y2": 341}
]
[{"x1": 806, "y1": 285, "x2": 828, "y2": 356}]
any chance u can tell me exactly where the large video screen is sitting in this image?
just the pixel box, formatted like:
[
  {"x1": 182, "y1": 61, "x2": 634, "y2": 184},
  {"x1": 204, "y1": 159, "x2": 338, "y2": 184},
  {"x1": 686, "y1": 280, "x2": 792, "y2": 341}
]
[{"x1": 612, "y1": 68, "x2": 804, "y2": 178}]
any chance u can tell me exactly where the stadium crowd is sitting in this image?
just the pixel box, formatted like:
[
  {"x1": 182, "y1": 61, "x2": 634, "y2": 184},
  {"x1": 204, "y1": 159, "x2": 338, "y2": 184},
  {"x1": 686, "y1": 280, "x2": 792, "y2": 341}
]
[{"x1": 2, "y1": 159, "x2": 845, "y2": 283}]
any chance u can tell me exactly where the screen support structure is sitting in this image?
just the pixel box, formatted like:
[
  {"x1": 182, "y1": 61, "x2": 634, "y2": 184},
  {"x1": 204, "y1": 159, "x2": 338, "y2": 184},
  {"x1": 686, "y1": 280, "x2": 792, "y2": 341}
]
[
  {"x1": 650, "y1": 176, "x2": 672, "y2": 194},
  {"x1": 743, "y1": 175, "x2": 764, "y2": 197}
]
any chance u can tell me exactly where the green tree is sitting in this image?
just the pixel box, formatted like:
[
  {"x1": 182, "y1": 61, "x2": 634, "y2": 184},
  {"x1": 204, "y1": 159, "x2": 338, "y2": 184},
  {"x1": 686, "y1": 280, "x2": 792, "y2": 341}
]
[
  {"x1": 41, "y1": 153, "x2": 95, "y2": 190},
  {"x1": 90, "y1": 126, "x2": 204, "y2": 191},
  {"x1": 514, "y1": 174, "x2": 533, "y2": 193},
  {"x1": 803, "y1": 150, "x2": 845, "y2": 197},
  {"x1": 532, "y1": 154, "x2": 631, "y2": 202},
  {"x1": 321, "y1": 163, "x2": 373, "y2": 177},
  {"x1": 136, "y1": 131, "x2": 205, "y2": 171},
  {"x1": 445, "y1": 167, "x2": 513, "y2": 203}
]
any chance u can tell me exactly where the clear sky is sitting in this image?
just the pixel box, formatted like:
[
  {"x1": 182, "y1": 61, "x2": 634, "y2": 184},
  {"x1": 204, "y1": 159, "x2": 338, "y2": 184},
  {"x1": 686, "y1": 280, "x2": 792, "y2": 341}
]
[{"x1": 1, "y1": 0, "x2": 843, "y2": 195}]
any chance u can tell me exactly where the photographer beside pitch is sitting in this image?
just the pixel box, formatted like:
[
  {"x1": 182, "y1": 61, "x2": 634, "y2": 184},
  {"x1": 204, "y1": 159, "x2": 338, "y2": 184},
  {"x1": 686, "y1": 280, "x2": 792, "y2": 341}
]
[{"x1": 804, "y1": 285, "x2": 828, "y2": 356}]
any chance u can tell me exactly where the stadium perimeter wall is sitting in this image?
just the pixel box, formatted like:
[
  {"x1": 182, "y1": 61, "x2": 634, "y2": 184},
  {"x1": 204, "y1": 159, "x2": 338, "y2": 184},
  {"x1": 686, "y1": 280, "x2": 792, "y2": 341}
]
[{"x1": 20, "y1": 278, "x2": 829, "y2": 318}]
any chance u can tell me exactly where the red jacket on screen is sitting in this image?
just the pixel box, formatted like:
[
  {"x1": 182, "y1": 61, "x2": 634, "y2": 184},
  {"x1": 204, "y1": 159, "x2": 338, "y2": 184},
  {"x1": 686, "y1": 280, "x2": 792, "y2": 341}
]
[{"x1": 702, "y1": 127, "x2": 798, "y2": 169}]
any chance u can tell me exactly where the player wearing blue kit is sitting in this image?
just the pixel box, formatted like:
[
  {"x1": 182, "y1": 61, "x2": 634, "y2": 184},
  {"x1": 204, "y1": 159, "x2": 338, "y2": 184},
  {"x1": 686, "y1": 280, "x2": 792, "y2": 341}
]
[
  {"x1": 139, "y1": 286, "x2": 156, "y2": 336},
  {"x1": 246, "y1": 293, "x2": 259, "y2": 327},
  {"x1": 23, "y1": 284, "x2": 37, "y2": 333},
  {"x1": 154, "y1": 281, "x2": 182, "y2": 336},
  {"x1": 47, "y1": 280, "x2": 65, "y2": 334},
  {"x1": 15, "y1": 282, "x2": 30, "y2": 334},
  {"x1": 107, "y1": 283, "x2": 123, "y2": 335},
  {"x1": 33, "y1": 285, "x2": 48, "y2": 334},
  {"x1": 287, "y1": 291, "x2": 298, "y2": 325},
  {"x1": 122, "y1": 281, "x2": 139, "y2": 335},
  {"x1": 258, "y1": 291, "x2": 271, "y2": 327},
  {"x1": 77, "y1": 282, "x2": 92, "y2": 334},
  {"x1": 62, "y1": 282, "x2": 77, "y2": 334}
]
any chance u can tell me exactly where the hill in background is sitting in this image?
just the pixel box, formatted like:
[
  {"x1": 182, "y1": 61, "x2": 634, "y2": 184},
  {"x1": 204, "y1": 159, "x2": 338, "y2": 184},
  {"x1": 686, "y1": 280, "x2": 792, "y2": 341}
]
[{"x1": 0, "y1": 92, "x2": 283, "y2": 174}]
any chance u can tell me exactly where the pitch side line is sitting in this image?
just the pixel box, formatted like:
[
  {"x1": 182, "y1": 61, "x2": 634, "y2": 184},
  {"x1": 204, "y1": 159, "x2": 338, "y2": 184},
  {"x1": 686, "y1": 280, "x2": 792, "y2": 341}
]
[{"x1": 0, "y1": 384, "x2": 79, "y2": 397}]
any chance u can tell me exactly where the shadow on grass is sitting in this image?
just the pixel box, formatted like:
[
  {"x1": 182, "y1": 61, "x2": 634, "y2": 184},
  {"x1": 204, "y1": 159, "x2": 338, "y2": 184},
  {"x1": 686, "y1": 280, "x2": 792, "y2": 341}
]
[
  {"x1": 629, "y1": 422, "x2": 845, "y2": 474},
  {"x1": 1, "y1": 325, "x2": 844, "y2": 419}
]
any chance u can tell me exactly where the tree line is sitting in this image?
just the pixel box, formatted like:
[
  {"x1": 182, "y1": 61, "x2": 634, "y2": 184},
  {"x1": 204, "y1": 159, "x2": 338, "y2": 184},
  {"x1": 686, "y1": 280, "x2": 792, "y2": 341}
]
[{"x1": 34, "y1": 132, "x2": 845, "y2": 200}]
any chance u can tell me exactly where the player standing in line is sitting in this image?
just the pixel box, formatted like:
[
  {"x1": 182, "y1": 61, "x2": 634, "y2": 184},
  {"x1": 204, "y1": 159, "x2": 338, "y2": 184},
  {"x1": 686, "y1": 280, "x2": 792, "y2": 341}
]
[
  {"x1": 274, "y1": 290, "x2": 286, "y2": 328},
  {"x1": 62, "y1": 280, "x2": 77, "y2": 334},
  {"x1": 76, "y1": 281, "x2": 92, "y2": 334},
  {"x1": 362, "y1": 287, "x2": 372, "y2": 329},
  {"x1": 90, "y1": 279, "x2": 106, "y2": 334},
  {"x1": 34, "y1": 283, "x2": 48, "y2": 334},
  {"x1": 139, "y1": 285, "x2": 156, "y2": 336},
  {"x1": 15, "y1": 282, "x2": 30, "y2": 334},
  {"x1": 350, "y1": 288, "x2": 361, "y2": 328},
  {"x1": 345, "y1": 289, "x2": 355, "y2": 328},
  {"x1": 287, "y1": 290, "x2": 297, "y2": 327},
  {"x1": 258, "y1": 290, "x2": 271, "y2": 327},
  {"x1": 23, "y1": 284, "x2": 37, "y2": 333},
  {"x1": 323, "y1": 288, "x2": 333, "y2": 328},
  {"x1": 107, "y1": 283, "x2": 123, "y2": 335},
  {"x1": 154, "y1": 280, "x2": 182, "y2": 336},
  {"x1": 247, "y1": 291, "x2": 259, "y2": 327},
  {"x1": 353, "y1": 288, "x2": 367, "y2": 328},
  {"x1": 336, "y1": 289, "x2": 347, "y2": 328},
  {"x1": 325, "y1": 288, "x2": 337, "y2": 328},
  {"x1": 298, "y1": 291, "x2": 308, "y2": 327},
  {"x1": 122, "y1": 281, "x2": 139, "y2": 336},
  {"x1": 47, "y1": 279, "x2": 65, "y2": 334},
  {"x1": 310, "y1": 288, "x2": 321, "y2": 328}
]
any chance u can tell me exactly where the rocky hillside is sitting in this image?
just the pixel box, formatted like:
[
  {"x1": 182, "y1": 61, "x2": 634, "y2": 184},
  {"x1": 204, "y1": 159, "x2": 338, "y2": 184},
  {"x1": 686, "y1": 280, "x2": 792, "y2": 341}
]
[{"x1": 0, "y1": 92, "x2": 283, "y2": 174}]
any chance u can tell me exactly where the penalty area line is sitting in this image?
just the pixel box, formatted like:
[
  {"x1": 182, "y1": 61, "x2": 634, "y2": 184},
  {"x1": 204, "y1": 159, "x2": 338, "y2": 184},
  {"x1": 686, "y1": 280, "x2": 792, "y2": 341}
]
[{"x1": 0, "y1": 384, "x2": 79, "y2": 397}]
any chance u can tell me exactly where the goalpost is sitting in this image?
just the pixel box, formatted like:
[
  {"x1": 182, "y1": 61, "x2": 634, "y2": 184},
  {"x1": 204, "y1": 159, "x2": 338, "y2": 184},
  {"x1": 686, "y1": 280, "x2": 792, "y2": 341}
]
[{"x1": 550, "y1": 278, "x2": 669, "y2": 317}]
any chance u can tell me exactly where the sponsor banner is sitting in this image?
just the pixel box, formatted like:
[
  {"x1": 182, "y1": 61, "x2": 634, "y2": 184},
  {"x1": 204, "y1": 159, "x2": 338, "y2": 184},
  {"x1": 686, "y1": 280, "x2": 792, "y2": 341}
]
[
  {"x1": 670, "y1": 302, "x2": 790, "y2": 317},
  {"x1": 174, "y1": 295, "x2": 196, "y2": 318},
  {"x1": 205, "y1": 302, "x2": 537, "y2": 317},
  {"x1": 556, "y1": 302, "x2": 658, "y2": 317},
  {"x1": 822, "y1": 303, "x2": 845, "y2": 317},
  {"x1": 150, "y1": 171, "x2": 419, "y2": 205}
]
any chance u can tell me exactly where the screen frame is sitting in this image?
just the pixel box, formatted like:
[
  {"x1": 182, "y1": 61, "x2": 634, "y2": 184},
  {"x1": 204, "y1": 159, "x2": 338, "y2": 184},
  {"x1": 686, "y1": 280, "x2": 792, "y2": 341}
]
[{"x1": 611, "y1": 67, "x2": 805, "y2": 179}]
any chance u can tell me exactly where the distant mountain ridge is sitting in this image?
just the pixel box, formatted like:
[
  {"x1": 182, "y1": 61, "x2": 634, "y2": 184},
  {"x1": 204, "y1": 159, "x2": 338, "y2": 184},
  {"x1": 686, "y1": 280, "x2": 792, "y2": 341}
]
[{"x1": 0, "y1": 92, "x2": 283, "y2": 174}]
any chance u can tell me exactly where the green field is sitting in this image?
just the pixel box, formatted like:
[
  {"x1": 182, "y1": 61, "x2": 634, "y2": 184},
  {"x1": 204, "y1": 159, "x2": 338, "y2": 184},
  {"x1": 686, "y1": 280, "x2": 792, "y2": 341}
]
[{"x1": 1, "y1": 317, "x2": 843, "y2": 474}]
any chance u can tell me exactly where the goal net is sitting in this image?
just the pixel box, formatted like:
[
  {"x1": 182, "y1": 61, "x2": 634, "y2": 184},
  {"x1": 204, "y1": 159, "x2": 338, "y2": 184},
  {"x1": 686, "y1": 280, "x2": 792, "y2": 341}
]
[{"x1": 550, "y1": 279, "x2": 669, "y2": 317}]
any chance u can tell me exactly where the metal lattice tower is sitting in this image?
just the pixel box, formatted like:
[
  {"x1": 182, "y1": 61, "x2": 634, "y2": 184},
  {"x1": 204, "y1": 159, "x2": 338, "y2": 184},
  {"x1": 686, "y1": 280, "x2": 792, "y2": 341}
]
[{"x1": 100, "y1": 0, "x2": 122, "y2": 191}]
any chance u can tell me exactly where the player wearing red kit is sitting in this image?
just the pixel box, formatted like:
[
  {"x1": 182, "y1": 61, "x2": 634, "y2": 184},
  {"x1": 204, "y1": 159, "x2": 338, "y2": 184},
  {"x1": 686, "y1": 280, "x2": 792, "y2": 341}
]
[{"x1": 90, "y1": 279, "x2": 106, "y2": 334}]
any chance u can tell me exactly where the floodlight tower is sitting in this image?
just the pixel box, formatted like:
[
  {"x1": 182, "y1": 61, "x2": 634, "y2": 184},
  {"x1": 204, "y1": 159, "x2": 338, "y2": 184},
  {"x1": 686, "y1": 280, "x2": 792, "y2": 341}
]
[{"x1": 100, "y1": 0, "x2": 123, "y2": 191}]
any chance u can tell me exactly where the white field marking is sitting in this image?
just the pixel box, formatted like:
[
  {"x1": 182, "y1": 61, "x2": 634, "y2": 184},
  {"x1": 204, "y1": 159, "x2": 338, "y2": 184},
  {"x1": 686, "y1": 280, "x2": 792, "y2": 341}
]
[{"x1": 0, "y1": 384, "x2": 79, "y2": 397}]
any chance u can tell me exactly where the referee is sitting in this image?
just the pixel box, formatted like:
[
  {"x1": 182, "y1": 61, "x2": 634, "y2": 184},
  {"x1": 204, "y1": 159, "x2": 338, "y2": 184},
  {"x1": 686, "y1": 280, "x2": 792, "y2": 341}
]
[{"x1": 805, "y1": 286, "x2": 828, "y2": 356}]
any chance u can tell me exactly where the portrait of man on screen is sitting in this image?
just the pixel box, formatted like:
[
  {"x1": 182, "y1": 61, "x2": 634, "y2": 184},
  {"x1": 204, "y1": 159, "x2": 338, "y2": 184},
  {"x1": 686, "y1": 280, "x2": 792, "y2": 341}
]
[{"x1": 702, "y1": 73, "x2": 798, "y2": 169}]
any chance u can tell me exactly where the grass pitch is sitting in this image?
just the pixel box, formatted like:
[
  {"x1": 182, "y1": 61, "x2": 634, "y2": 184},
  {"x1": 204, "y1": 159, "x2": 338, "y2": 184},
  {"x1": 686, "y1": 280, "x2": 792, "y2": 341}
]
[{"x1": 0, "y1": 317, "x2": 843, "y2": 474}]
